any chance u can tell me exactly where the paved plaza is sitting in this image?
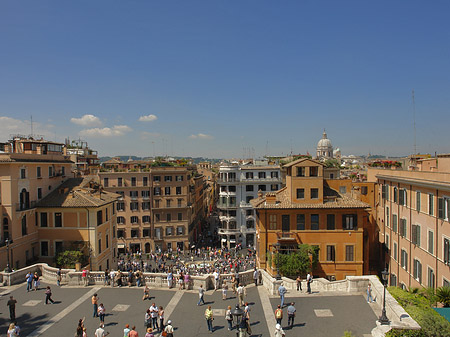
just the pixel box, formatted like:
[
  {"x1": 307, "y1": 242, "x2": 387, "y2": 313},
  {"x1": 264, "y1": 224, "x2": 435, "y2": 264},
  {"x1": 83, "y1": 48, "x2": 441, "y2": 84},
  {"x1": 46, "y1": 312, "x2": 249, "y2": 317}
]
[{"x1": 1, "y1": 281, "x2": 377, "y2": 337}]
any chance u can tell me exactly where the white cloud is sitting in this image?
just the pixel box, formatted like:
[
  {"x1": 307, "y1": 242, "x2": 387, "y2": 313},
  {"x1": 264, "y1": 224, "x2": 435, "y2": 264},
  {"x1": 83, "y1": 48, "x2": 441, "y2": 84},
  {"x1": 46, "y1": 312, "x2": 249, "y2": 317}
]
[
  {"x1": 189, "y1": 133, "x2": 213, "y2": 140},
  {"x1": 70, "y1": 114, "x2": 102, "y2": 126},
  {"x1": 0, "y1": 116, "x2": 53, "y2": 138},
  {"x1": 138, "y1": 114, "x2": 158, "y2": 122},
  {"x1": 79, "y1": 125, "x2": 132, "y2": 137}
]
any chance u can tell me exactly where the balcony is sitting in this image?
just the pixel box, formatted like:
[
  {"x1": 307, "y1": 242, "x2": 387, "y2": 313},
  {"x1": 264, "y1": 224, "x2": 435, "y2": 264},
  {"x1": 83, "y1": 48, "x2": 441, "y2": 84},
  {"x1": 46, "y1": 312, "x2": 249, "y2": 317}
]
[
  {"x1": 16, "y1": 201, "x2": 37, "y2": 212},
  {"x1": 218, "y1": 178, "x2": 237, "y2": 183},
  {"x1": 276, "y1": 232, "x2": 300, "y2": 242},
  {"x1": 218, "y1": 228, "x2": 241, "y2": 235},
  {"x1": 242, "y1": 177, "x2": 280, "y2": 182},
  {"x1": 240, "y1": 201, "x2": 252, "y2": 208}
]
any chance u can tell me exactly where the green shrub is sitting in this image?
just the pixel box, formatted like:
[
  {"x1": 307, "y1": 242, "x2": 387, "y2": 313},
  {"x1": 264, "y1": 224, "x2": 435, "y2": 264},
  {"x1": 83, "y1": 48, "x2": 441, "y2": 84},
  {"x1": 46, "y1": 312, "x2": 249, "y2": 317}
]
[
  {"x1": 436, "y1": 287, "x2": 450, "y2": 307},
  {"x1": 55, "y1": 251, "x2": 86, "y2": 268}
]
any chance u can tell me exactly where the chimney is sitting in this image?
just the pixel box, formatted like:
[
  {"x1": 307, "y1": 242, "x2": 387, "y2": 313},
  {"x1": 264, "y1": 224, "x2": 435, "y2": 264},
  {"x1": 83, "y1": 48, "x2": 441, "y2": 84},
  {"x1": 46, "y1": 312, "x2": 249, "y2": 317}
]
[{"x1": 265, "y1": 193, "x2": 276, "y2": 204}]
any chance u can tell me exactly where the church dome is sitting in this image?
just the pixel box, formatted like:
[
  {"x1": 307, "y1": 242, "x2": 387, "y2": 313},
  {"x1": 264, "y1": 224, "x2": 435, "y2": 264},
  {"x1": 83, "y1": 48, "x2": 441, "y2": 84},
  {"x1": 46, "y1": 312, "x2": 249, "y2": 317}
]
[{"x1": 317, "y1": 131, "x2": 332, "y2": 149}]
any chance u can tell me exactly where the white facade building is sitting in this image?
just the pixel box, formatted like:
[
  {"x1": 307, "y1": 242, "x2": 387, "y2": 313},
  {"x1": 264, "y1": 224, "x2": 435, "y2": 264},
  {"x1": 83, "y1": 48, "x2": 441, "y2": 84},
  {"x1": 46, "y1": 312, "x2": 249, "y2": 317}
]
[
  {"x1": 316, "y1": 130, "x2": 334, "y2": 160},
  {"x1": 217, "y1": 163, "x2": 282, "y2": 248}
]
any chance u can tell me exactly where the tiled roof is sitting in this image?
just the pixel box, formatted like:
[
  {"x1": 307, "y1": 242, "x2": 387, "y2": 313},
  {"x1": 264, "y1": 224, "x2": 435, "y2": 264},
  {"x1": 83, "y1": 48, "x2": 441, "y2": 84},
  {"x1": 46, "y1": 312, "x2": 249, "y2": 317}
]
[
  {"x1": 251, "y1": 186, "x2": 369, "y2": 209},
  {"x1": 282, "y1": 157, "x2": 324, "y2": 168},
  {"x1": 36, "y1": 178, "x2": 119, "y2": 208}
]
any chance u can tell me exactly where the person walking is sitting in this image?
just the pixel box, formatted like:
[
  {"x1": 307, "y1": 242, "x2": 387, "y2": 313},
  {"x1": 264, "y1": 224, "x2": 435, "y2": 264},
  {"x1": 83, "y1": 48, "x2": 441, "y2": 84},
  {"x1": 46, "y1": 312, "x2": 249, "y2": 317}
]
[
  {"x1": 222, "y1": 283, "x2": 228, "y2": 300},
  {"x1": 367, "y1": 282, "x2": 374, "y2": 303},
  {"x1": 94, "y1": 323, "x2": 109, "y2": 337},
  {"x1": 76, "y1": 317, "x2": 85, "y2": 337},
  {"x1": 237, "y1": 284, "x2": 245, "y2": 307},
  {"x1": 158, "y1": 306, "x2": 165, "y2": 332},
  {"x1": 7, "y1": 323, "x2": 17, "y2": 337},
  {"x1": 92, "y1": 293, "x2": 99, "y2": 317},
  {"x1": 128, "y1": 326, "x2": 138, "y2": 337},
  {"x1": 307, "y1": 272, "x2": 313, "y2": 294},
  {"x1": 45, "y1": 286, "x2": 55, "y2": 304},
  {"x1": 97, "y1": 303, "x2": 106, "y2": 324},
  {"x1": 109, "y1": 270, "x2": 116, "y2": 287},
  {"x1": 253, "y1": 268, "x2": 259, "y2": 286},
  {"x1": 296, "y1": 275, "x2": 302, "y2": 292},
  {"x1": 56, "y1": 268, "x2": 62, "y2": 286},
  {"x1": 213, "y1": 270, "x2": 220, "y2": 290},
  {"x1": 150, "y1": 303, "x2": 159, "y2": 330},
  {"x1": 167, "y1": 271, "x2": 173, "y2": 288},
  {"x1": 164, "y1": 320, "x2": 174, "y2": 337},
  {"x1": 123, "y1": 324, "x2": 131, "y2": 337},
  {"x1": 7, "y1": 296, "x2": 17, "y2": 321},
  {"x1": 82, "y1": 268, "x2": 89, "y2": 287},
  {"x1": 104, "y1": 269, "x2": 109, "y2": 286},
  {"x1": 278, "y1": 283, "x2": 287, "y2": 307},
  {"x1": 225, "y1": 305, "x2": 233, "y2": 331},
  {"x1": 198, "y1": 284, "x2": 205, "y2": 306},
  {"x1": 274, "y1": 323, "x2": 285, "y2": 337},
  {"x1": 205, "y1": 305, "x2": 214, "y2": 333},
  {"x1": 33, "y1": 272, "x2": 40, "y2": 291},
  {"x1": 144, "y1": 328, "x2": 154, "y2": 337},
  {"x1": 26, "y1": 272, "x2": 33, "y2": 292},
  {"x1": 287, "y1": 302, "x2": 296, "y2": 328},
  {"x1": 275, "y1": 305, "x2": 283, "y2": 325},
  {"x1": 145, "y1": 309, "x2": 152, "y2": 330}
]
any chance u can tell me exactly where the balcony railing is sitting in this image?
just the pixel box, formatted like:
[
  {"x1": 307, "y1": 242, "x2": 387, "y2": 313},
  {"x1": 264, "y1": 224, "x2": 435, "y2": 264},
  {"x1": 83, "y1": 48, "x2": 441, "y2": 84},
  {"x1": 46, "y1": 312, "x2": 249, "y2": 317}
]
[
  {"x1": 16, "y1": 201, "x2": 37, "y2": 212},
  {"x1": 242, "y1": 177, "x2": 280, "y2": 182},
  {"x1": 218, "y1": 228, "x2": 241, "y2": 235},
  {"x1": 218, "y1": 178, "x2": 237, "y2": 183},
  {"x1": 276, "y1": 232, "x2": 300, "y2": 241}
]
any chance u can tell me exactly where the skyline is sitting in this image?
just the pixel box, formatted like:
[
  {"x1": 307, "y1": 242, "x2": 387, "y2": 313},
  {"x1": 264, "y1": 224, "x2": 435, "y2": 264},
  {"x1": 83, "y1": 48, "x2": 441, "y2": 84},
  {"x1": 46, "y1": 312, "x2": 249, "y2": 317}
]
[{"x1": 1, "y1": 1, "x2": 450, "y2": 158}]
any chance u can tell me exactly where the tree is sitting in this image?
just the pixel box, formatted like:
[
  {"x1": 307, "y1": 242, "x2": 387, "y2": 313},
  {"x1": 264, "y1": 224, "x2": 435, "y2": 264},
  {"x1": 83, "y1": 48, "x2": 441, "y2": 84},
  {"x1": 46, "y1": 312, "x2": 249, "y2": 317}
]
[
  {"x1": 436, "y1": 287, "x2": 450, "y2": 307},
  {"x1": 55, "y1": 251, "x2": 86, "y2": 268},
  {"x1": 273, "y1": 244, "x2": 319, "y2": 277}
]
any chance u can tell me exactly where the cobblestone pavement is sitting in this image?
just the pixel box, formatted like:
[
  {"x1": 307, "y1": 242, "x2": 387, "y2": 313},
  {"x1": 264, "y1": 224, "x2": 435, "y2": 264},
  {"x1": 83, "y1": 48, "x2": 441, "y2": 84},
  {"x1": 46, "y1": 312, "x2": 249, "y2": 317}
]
[{"x1": 0, "y1": 281, "x2": 377, "y2": 337}]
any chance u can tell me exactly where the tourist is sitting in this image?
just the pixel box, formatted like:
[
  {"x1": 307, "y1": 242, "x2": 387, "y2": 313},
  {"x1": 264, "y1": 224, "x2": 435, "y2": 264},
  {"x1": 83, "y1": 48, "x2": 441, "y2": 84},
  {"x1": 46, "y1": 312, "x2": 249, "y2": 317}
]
[
  {"x1": 143, "y1": 284, "x2": 150, "y2": 300},
  {"x1": 150, "y1": 303, "x2": 159, "y2": 330},
  {"x1": 296, "y1": 275, "x2": 302, "y2": 292},
  {"x1": 225, "y1": 305, "x2": 233, "y2": 331},
  {"x1": 184, "y1": 272, "x2": 190, "y2": 290},
  {"x1": 367, "y1": 283, "x2": 374, "y2": 303},
  {"x1": 97, "y1": 303, "x2": 106, "y2": 324},
  {"x1": 76, "y1": 317, "x2": 85, "y2": 337},
  {"x1": 178, "y1": 271, "x2": 184, "y2": 290},
  {"x1": 164, "y1": 320, "x2": 174, "y2": 337},
  {"x1": 144, "y1": 327, "x2": 154, "y2": 337},
  {"x1": 307, "y1": 272, "x2": 313, "y2": 294},
  {"x1": 198, "y1": 284, "x2": 205, "y2": 306},
  {"x1": 213, "y1": 269, "x2": 220, "y2": 290},
  {"x1": 7, "y1": 323, "x2": 16, "y2": 337},
  {"x1": 26, "y1": 272, "x2": 33, "y2": 292},
  {"x1": 57, "y1": 268, "x2": 62, "y2": 286},
  {"x1": 123, "y1": 324, "x2": 131, "y2": 337},
  {"x1": 45, "y1": 286, "x2": 55, "y2": 304},
  {"x1": 7, "y1": 296, "x2": 17, "y2": 321},
  {"x1": 94, "y1": 323, "x2": 109, "y2": 337},
  {"x1": 145, "y1": 309, "x2": 151, "y2": 330},
  {"x1": 238, "y1": 314, "x2": 248, "y2": 337},
  {"x1": 287, "y1": 302, "x2": 296, "y2": 328},
  {"x1": 128, "y1": 326, "x2": 138, "y2": 337},
  {"x1": 33, "y1": 272, "x2": 40, "y2": 291},
  {"x1": 237, "y1": 284, "x2": 245, "y2": 306},
  {"x1": 222, "y1": 282, "x2": 228, "y2": 300},
  {"x1": 109, "y1": 270, "x2": 116, "y2": 287},
  {"x1": 92, "y1": 293, "x2": 99, "y2": 317},
  {"x1": 82, "y1": 268, "x2": 89, "y2": 287},
  {"x1": 167, "y1": 270, "x2": 173, "y2": 288},
  {"x1": 274, "y1": 323, "x2": 285, "y2": 337},
  {"x1": 205, "y1": 305, "x2": 214, "y2": 333},
  {"x1": 278, "y1": 283, "x2": 287, "y2": 307},
  {"x1": 104, "y1": 269, "x2": 109, "y2": 286},
  {"x1": 275, "y1": 304, "x2": 283, "y2": 325},
  {"x1": 253, "y1": 268, "x2": 259, "y2": 286},
  {"x1": 159, "y1": 306, "x2": 165, "y2": 332},
  {"x1": 82, "y1": 327, "x2": 87, "y2": 337}
]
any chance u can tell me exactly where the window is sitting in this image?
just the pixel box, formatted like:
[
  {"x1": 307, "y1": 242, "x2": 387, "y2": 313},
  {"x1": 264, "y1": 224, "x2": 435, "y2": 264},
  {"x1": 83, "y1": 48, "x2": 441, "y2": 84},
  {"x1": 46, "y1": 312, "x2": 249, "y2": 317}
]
[
  {"x1": 412, "y1": 224, "x2": 421, "y2": 246},
  {"x1": 166, "y1": 213, "x2": 171, "y2": 222},
  {"x1": 178, "y1": 213, "x2": 182, "y2": 221},
  {"x1": 164, "y1": 176, "x2": 172, "y2": 182},
  {"x1": 381, "y1": 184, "x2": 387, "y2": 200},
  {"x1": 413, "y1": 259, "x2": 422, "y2": 283},
  {"x1": 154, "y1": 227, "x2": 161, "y2": 239},
  {"x1": 143, "y1": 177, "x2": 148, "y2": 186},
  {"x1": 117, "y1": 216, "x2": 125, "y2": 224},
  {"x1": 393, "y1": 242, "x2": 398, "y2": 261},
  {"x1": 258, "y1": 185, "x2": 266, "y2": 192},
  {"x1": 97, "y1": 210, "x2": 103, "y2": 226},
  {"x1": 326, "y1": 245, "x2": 335, "y2": 261},
  {"x1": 246, "y1": 172, "x2": 253, "y2": 179},
  {"x1": 246, "y1": 185, "x2": 254, "y2": 192},
  {"x1": 246, "y1": 210, "x2": 253, "y2": 216},
  {"x1": 142, "y1": 202, "x2": 150, "y2": 210},
  {"x1": 361, "y1": 186, "x2": 368, "y2": 195},
  {"x1": 118, "y1": 177, "x2": 123, "y2": 187},
  {"x1": 229, "y1": 186, "x2": 236, "y2": 192},
  {"x1": 155, "y1": 213, "x2": 160, "y2": 222},
  {"x1": 392, "y1": 214, "x2": 398, "y2": 233},
  {"x1": 399, "y1": 188, "x2": 407, "y2": 206},
  {"x1": 166, "y1": 227, "x2": 173, "y2": 236},
  {"x1": 41, "y1": 241, "x2": 49, "y2": 256},
  {"x1": 37, "y1": 166, "x2": 41, "y2": 178},
  {"x1": 399, "y1": 218, "x2": 407, "y2": 237},
  {"x1": 117, "y1": 229, "x2": 125, "y2": 238},
  {"x1": 385, "y1": 234, "x2": 390, "y2": 251},
  {"x1": 176, "y1": 187, "x2": 182, "y2": 195},
  {"x1": 271, "y1": 184, "x2": 278, "y2": 191},
  {"x1": 131, "y1": 229, "x2": 139, "y2": 238},
  {"x1": 55, "y1": 213, "x2": 62, "y2": 227},
  {"x1": 438, "y1": 197, "x2": 447, "y2": 219},
  {"x1": 327, "y1": 214, "x2": 335, "y2": 230},
  {"x1": 165, "y1": 187, "x2": 171, "y2": 195},
  {"x1": 21, "y1": 215, "x2": 27, "y2": 235},
  {"x1": 246, "y1": 220, "x2": 254, "y2": 228},
  {"x1": 37, "y1": 188, "x2": 42, "y2": 199},
  {"x1": 345, "y1": 245, "x2": 354, "y2": 261},
  {"x1": 20, "y1": 168, "x2": 26, "y2": 179},
  {"x1": 429, "y1": 194, "x2": 434, "y2": 215},
  {"x1": 310, "y1": 188, "x2": 319, "y2": 199},
  {"x1": 131, "y1": 216, "x2": 139, "y2": 224},
  {"x1": 131, "y1": 177, "x2": 136, "y2": 186},
  {"x1": 258, "y1": 172, "x2": 266, "y2": 179},
  {"x1": 391, "y1": 274, "x2": 397, "y2": 287},
  {"x1": 48, "y1": 166, "x2": 53, "y2": 177},
  {"x1": 177, "y1": 226, "x2": 184, "y2": 235},
  {"x1": 142, "y1": 190, "x2": 150, "y2": 199},
  {"x1": 106, "y1": 234, "x2": 109, "y2": 248},
  {"x1": 269, "y1": 215, "x2": 277, "y2": 230},
  {"x1": 444, "y1": 279, "x2": 450, "y2": 288},
  {"x1": 177, "y1": 199, "x2": 182, "y2": 207},
  {"x1": 143, "y1": 215, "x2": 150, "y2": 223},
  {"x1": 271, "y1": 172, "x2": 279, "y2": 178},
  {"x1": 296, "y1": 189, "x2": 304, "y2": 199},
  {"x1": 444, "y1": 238, "x2": 450, "y2": 265},
  {"x1": 130, "y1": 191, "x2": 138, "y2": 199},
  {"x1": 41, "y1": 212, "x2": 48, "y2": 227},
  {"x1": 428, "y1": 267, "x2": 435, "y2": 288},
  {"x1": 113, "y1": 225, "x2": 115, "y2": 238},
  {"x1": 311, "y1": 214, "x2": 319, "y2": 230},
  {"x1": 55, "y1": 241, "x2": 63, "y2": 255},
  {"x1": 153, "y1": 176, "x2": 160, "y2": 182},
  {"x1": 416, "y1": 191, "x2": 421, "y2": 211},
  {"x1": 428, "y1": 231, "x2": 434, "y2": 254},
  {"x1": 61, "y1": 166, "x2": 65, "y2": 176},
  {"x1": 343, "y1": 215, "x2": 357, "y2": 230},
  {"x1": 393, "y1": 187, "x2": 398, "y2": 203},
  {"x1": 310, "y1": 166, "x2": 318, "y2": 177},
  {"x1": 98, "y1": 239, "x2": 102, "y2": 254},
  {"x1": 117, "y1": 202, "x2": 125, "y2": 211},
  {"x1": 297, "y1": 167, "x2": 305, "y2": 177},
  {"x1": 130, "y1": 202, "x2": 138, "y2": 211},
  {"x1": 105, "y1": 209, "x2": 108, "y2": 222},
  {"x1": 143, "y1": 228, "x2": 151, "y2": 237},
  {"x1": 154, "y1": 187, "x2": 161, "y2": 196},
  {"x1": 176, "y1": 175, "x2": 183, "y2": 181},
  {"x1": 103, "y1": 178, "x2": 109, "y2": 187},
  {"x1": 386, "y1": 207, "x2": 390, "y2": 228},
  {"x1": 401, "y1": 249, "x2": 408, "y2": 271},
  {"x1": 296, "y1": 214, "x2": 305, "y2": 230}
]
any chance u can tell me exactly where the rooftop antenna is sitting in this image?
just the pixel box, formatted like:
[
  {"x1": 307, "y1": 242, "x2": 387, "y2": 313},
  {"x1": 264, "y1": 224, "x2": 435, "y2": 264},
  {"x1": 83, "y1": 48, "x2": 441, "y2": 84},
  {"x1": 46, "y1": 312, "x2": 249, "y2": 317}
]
[
  {"x1": 412, "y1": 89, "x2": 417, "y2": 155},
  {"x1": 30, "y1": 115, "x2": 33, "y2": 137}
]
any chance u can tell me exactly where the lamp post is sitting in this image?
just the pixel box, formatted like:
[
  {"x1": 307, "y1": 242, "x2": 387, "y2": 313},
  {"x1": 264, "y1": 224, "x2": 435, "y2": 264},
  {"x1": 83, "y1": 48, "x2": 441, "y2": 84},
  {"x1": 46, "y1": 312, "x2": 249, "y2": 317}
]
[
  {"x1": 378, "y1": 268, "x2": 389, "y2": 325},
  {"x1": 5, "y1": 238, "x2": 12, "y2": 273},
  {"x1": 231, "y1": 304, "x2": 244, "y2": 337},
  {"x1": 273, "y1": 242, "x2": 281, "y2": 280}
]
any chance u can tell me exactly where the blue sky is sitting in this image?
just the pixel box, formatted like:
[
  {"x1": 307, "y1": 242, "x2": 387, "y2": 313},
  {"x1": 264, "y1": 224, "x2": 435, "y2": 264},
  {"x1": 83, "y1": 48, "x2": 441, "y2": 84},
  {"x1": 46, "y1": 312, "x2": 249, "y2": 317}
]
[{"x1": 1, "y1": 1, "x2": 449, "y2": 158}]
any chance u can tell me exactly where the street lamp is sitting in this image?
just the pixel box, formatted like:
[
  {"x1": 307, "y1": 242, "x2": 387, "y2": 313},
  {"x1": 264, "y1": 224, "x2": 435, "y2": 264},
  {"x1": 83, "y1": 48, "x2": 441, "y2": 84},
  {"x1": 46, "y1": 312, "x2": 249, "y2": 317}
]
[
  {"x1": 231, "y1": 304, "x2": 244, "y2": 337},
  {"x1": 5, "y1": 238, "x2": 12, "y2": 273},
  {"x1": 273, "y1": 242, "x2": 281, "y2": 280},
  {"x1": 379, "y1": 268, "x2": 390, "y2": 325}
]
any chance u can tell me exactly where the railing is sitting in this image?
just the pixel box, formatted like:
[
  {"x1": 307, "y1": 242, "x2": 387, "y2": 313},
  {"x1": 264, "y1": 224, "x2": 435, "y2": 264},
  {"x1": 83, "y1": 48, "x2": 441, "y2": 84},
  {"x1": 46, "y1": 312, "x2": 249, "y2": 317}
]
[
  {"x1": 218, "y1": 228, "x2": 241, "y2": 235},
  {"x1": 240, "y1": 201, "x2": 252, "y2": 207},
  {"x1": 218, "y1": 178, "x2": 237, "y2": 183},
  {"x1": 242, "y1": 177, "x2": 280, "y2": 182},
  {"x1": 276, "y1": 232, "x2": 299, "y2": 241},
  {"x1": 15, "y1": 201, "x2": 37, "y2": 212}
]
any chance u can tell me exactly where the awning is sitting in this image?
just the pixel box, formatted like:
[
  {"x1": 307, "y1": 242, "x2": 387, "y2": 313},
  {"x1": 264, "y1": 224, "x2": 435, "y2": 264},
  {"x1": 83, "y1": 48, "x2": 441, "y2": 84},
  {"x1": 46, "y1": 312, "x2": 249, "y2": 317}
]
[{"x1": 117, "y1": 244, "x2": 125, "y2": 249}]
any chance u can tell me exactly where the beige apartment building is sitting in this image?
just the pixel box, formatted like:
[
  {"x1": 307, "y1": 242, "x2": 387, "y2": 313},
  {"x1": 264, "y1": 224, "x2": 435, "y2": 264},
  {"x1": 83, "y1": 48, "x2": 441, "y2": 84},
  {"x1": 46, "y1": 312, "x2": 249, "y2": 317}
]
[
  {"x1": 99, "y1": 163, "x2": 204, "y2": 253},
  {"x1": 368, "y1": 156, "x2": 450, "y2": 289},
  {"x1": 0, "y1": 136, "x2": 73, "y2": 270}
]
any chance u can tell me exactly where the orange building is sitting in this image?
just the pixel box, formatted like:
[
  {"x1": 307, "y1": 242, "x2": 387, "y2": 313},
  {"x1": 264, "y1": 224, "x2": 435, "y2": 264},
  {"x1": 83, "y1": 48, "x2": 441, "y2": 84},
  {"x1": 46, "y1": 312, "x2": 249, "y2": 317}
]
[
  {"x1": 252, "y1": 158, "x2": 374, "y2": 280},
  {"x1": 36, "y1": 178, "x2": 119, "y2": 271}
]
